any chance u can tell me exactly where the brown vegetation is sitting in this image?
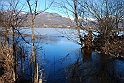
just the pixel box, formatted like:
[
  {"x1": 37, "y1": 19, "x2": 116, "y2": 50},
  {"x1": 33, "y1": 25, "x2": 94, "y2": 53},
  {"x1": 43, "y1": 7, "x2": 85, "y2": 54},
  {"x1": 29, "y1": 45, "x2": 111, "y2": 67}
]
[{"x1": 0, "y1": 45, "x2": 15, "y2": 83}]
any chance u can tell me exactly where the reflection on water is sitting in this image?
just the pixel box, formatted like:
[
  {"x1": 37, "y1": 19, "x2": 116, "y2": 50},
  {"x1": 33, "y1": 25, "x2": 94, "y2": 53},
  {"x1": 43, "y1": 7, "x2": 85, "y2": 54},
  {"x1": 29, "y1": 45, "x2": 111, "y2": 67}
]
[
  {"x1": 63, "y1": 49, "x2": 124, "y2": 83},
  {"x1": 17, "y1": 28, "x2": 124, "y2": 83}
]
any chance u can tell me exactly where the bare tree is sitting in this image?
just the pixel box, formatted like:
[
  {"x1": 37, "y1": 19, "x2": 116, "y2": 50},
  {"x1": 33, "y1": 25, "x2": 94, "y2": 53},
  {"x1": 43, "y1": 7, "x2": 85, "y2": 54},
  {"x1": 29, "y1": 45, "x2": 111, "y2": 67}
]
[
  {"x1": 56, "y1": 0, "x2": 123, "y2": 55},
  {"x1": 83, "y1": 0, "x2": 124, "y2": 55},
  {"x1": 73, "y1": 0, "x2": 84, "y2": 47},
  {"x1": 55, "y1": 0, "x2": 86, "y2": 47},
  {"x1": 26, "y1": 0, "x2": 39, "y2": 82},
  {"x1": 0, "y1": 0, "x2": 29, "y2": 82},
  {"x1": 26, "y1": 0, "x2": 54, "y2": 82}
]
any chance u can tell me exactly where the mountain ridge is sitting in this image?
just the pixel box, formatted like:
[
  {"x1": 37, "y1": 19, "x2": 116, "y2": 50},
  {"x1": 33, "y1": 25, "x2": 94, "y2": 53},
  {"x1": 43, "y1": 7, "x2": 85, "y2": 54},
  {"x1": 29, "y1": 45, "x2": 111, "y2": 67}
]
[{"x1": 25, "y1": 11, "x2": 73, "y2": 28}]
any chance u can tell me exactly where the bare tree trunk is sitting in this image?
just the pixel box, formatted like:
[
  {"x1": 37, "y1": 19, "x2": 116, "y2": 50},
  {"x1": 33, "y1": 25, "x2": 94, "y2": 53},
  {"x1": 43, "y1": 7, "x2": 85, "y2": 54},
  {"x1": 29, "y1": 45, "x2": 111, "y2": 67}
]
[
  {"x1": 29, "y1": 11, "x2": 38, "y2": 83},
  {"x1": 73, "y1": 0, "x2": 83, "y2": 47},
  {"x1": 12, "y1": 26, "x2": 16, "y2": 81},
  {"x1": 27, "y1": 0, "x2": 38, "y2": 82},
  {"x1": 32, "y1": 19, "x2": 38, "y2": 83},
  {"x1": 27, "y1": 0, "x2": 53, "y2": 82}
]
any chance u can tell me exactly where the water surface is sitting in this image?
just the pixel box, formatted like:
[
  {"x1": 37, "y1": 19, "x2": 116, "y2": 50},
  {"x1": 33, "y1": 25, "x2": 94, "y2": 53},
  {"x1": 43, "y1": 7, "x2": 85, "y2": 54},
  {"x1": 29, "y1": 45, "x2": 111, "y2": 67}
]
[{"x1": 17, "y1": 28, "x2": 124, "y2": 83}]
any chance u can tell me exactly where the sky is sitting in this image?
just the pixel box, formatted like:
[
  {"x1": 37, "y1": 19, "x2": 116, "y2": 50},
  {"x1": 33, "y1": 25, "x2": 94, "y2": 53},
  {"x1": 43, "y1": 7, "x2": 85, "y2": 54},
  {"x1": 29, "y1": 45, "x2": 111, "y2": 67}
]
[
  {"x1": 0, "y1": 0, "x2": 100, "y2": 17},
  {"x1": 22, "y1": 0, "x2": 66, "y2": 16},
  {"x1": 0, "y1": 0, "x2": 103, "y2": 19},
  {"x1": 0, "y1": 0, "x2": 65, "y2": 16},
  {"x1": 1, "y1": 0, "x2": 123, "y2": 18}
]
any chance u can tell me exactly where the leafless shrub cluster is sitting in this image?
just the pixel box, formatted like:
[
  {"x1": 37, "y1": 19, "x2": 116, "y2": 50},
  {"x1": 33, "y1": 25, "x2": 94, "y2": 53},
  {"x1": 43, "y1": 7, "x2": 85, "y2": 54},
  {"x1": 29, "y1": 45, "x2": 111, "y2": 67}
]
[
  {"x1": 103, "y1": 36, "x2": 124, "y2": 56},
  {"x1": 0, "y1": 45, "x2": 15, "y2": 83}
]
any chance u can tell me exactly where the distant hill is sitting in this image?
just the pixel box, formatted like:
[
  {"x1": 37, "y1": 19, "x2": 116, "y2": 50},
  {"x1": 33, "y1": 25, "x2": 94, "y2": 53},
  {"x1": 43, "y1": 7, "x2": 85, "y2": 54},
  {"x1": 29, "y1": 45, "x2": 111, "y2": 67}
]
[
  {"x1": 25, "y1": 12, "x2": 73, "y2": 28},
  {"x1": 0, "y1": 10, "x2": 123, "y2": 28},
  {"x1": 0, "y1": 10, "x2": 73, "y2": 28}
]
